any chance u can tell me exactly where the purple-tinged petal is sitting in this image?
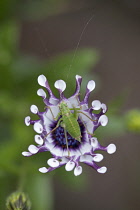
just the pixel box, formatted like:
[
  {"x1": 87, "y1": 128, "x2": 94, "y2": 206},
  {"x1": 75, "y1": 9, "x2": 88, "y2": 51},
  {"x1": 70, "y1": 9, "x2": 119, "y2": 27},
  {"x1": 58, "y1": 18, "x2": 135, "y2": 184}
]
[
  {"x1": 73, "y1": 75, "x2": 82, "y2": 96},
  {"x1": 83, "y1": 80, "x2": 95, "y2": 103}
]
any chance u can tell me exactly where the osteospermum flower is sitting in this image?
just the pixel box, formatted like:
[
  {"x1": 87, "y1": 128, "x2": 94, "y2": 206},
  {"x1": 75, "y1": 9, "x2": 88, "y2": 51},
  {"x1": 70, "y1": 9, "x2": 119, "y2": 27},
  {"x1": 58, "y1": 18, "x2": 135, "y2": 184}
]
[{"x1": 22, "y1": 75, "x2": 116, "y2": 176}]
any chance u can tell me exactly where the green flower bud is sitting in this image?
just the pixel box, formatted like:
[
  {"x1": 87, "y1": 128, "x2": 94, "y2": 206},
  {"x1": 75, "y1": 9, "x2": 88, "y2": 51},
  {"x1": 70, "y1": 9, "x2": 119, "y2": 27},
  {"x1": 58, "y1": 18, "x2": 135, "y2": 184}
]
[
  {"x1": 6, "y1": 191, "x2": 31, "y2": 210},
  {"x1": 125, "y1": 109, "x2": 140, "y2": 133}
]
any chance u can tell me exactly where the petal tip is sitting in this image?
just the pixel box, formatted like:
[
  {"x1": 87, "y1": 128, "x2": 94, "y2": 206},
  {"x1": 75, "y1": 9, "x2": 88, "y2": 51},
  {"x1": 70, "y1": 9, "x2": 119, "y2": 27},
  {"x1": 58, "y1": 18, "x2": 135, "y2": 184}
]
[
  {"x1": 38, "y1": 75, "x2": 47, "y2": 87},
  {"x1": 97, "y1": 166, "x2": 107, "y2": 174},
  {"x1": 54, "y1": 80, "x2": 66, "y2": 92},
  {"x1": 107, "y1": 144, "x2": 116, "y2": 154}
]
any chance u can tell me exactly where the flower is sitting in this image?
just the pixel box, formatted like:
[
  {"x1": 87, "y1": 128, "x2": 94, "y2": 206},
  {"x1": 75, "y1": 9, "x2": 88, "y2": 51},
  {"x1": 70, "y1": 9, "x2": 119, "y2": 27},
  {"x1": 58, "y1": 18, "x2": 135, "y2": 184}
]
[
  {"x1": 6, "y1": 191, "x2": 31, "y2": 210},
  {"x1": 22, "y1": 75, "x2": 116, "y2": 176}
]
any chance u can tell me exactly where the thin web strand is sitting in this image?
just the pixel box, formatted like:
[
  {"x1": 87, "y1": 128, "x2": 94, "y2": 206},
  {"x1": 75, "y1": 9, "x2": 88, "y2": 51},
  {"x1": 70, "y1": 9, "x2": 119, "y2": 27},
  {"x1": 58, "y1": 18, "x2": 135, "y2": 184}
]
[{"x1": 66, "y1": 14, "x2": 95, "y2": 79}]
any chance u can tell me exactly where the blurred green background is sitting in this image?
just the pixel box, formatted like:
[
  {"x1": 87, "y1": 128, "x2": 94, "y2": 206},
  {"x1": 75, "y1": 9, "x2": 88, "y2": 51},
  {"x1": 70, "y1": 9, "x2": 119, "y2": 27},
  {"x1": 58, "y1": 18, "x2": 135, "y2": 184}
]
[{"x1": 0, "y1": 0, "x2": 140, "y2": 210}]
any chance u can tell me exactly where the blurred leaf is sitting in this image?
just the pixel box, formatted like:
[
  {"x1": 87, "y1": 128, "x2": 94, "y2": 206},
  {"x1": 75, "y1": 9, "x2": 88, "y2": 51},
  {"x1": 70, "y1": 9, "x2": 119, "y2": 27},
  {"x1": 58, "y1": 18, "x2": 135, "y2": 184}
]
[
  {"x1": 95, "y1": 115, "x2": 126, "y2": 139},
  {"x1": 26, "y1": 174, "x2": 53, "y2": 210},
  {"x1": 57, "y1": 166, "x2": 87, "y2": 190},
  {"x1": 125, "y1": 109, "x2": 140, "y2": 133},
  {"x1": 0, "y1": 0, "x2": 18, "y2": 22},
  {"x1": 18, "y1": 0, "x2": 69, "y2": 20},
  {"x1": 108, "y1": 89, "x2": 129, "y2": 115}
]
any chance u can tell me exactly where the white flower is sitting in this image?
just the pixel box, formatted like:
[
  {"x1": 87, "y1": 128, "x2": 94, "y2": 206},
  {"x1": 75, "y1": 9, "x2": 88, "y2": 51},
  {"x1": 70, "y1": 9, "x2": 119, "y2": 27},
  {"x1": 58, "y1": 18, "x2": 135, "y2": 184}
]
[{"x1": 22, "y1": 75, "x2": 116, "y2": 176}]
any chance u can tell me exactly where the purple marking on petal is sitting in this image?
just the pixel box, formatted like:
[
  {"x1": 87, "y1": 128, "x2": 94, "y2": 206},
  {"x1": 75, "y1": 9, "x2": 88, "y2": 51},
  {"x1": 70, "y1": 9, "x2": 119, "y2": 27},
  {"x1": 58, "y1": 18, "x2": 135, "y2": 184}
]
[
  {"x1": 83, "y1": 80, "x2": 95, "y2": 103},
  {"x1": 83, "y1": 160, "x2": 100, "y2": 171},
  {"x1": 45, "y1": 79, "x2": 59, "y2": 103},
  {"x1": 73, "y1": 75, "x2": 82, "y2": 97},
  {"x1": 54, "y1": 80, "x2": 66, "y2": 99}
]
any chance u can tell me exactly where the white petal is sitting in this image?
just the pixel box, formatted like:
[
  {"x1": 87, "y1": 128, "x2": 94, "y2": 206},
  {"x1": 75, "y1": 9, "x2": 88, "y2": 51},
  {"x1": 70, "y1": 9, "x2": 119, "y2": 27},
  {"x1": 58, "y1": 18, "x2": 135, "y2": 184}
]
[
  {"x1": 28, "y1": 145, "x2": 39, "y2": 154},
  {"x1": 33, "y1": 122, "x2": 43, "y2": 133},
  {"x1": 98, "y1": 115, "x2": 108, "y2": 126},
  {"x1": 74, "y1": 166, "x2": 82, "y2": 176},
  {"x1": 30, "y1": 105, "x2": 38, "y2": 114},
  {"x1": 67, "y1": 149, "x2": 81, "y2": 157},
  {"x1": 67, "y1": 96, "x2": 79, "y2": 108},
  {"x1": 87, "y1": 80, "x2": 95, "y2": 91},
  {"x1": 65, "y1": 161, "x2": 75, "y2": 171},
  {"x1": 25, "y1": 116, "x2": 30, "y2": 126},
  {"x1": 97, "y1": 166, "x2": 107, "y2": 174},
  {"x1": 92, "y1": 100, "x2": 101, "y2": 110},
  {"x1": 47, "y1": 158, "x2": 60, "y2": 167},
  {"x1": 61, "y1": 157, "x2": 69, "y2": 164},
  {"x1": 76, "y1": 75, "x2": 82, "y2": 80},
  {"x1": 37, "y1": 89, "x2": 46, "y2": 98},
  {"x1": 93, "y1": 154, "x2": 103, "y2": 162},
  {"x1": 80, "y1": 155, "x2": 93, "y2": 163},
  {"x1": 38, "y1": 75, "x2": 47, "y2": 87},
  {"x1": 51, "y1": 147, "x2": 63, "y2": 157},
  {"x1": 22, "y1": 151, "x2": 32, "y2": 156},
  {"x1": 101, "y1": 103, "x2": 107, "y2": 113},
  {"x1": 107, "y1": 144, "x2": 116, "y2": 154},
  {"x1": 91, "y1": 137, "x2": 98, "y2": 148},
  {"x1": 39, "y1": 167, "x2": 48, "y2": 173},
  {"x1": 54, "y1": 80, "x2": 66, "y2": 92},
  {"x1": 44, "y1": 105, "x2": 59, "y2": 122},
  {"x1": 80, "y1": 143, "x2": 92, "y2": 155},
  {"x1": 34, "y1": 135, "x2": 43, "y2": 145}
]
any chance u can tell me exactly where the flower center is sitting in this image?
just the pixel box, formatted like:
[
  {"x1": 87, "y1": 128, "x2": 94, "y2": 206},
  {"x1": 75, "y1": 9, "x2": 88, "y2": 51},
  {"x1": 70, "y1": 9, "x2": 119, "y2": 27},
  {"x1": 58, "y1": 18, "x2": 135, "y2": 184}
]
[{"x1": 51, "y1": 119, "x2": 85, "y2": 149}]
